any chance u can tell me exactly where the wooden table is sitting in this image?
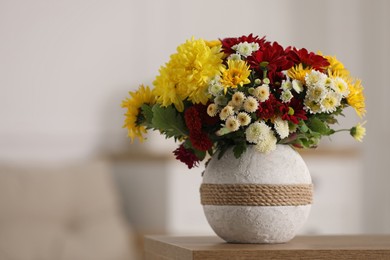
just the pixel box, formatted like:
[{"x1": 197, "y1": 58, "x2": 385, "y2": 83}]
[{"x1": 144, "y1": 235, "x2": 390, "y2": 259}]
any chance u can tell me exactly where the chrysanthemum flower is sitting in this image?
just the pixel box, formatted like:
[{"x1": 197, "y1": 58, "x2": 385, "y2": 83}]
[
  {"x1": 153, "y1": 38, "x2": 224, "y2": 111},
  {"x1": 207, "y1": 103, "x2": 218, "y2": 117},
  {"x1": 255, "y1": 131, "x2": 277, "y2": 154},
  {"x1": 225, "y1": 116, "x2": 240, "y2": 132},
  {"x1": 305, "y1": 70, "x2": 327, "y2": 88},
  {"x1": 220, "y1": 60, "x2": 251, "y2": 94},
  {"x1": 321, "y1": 91, "x2": 341, "y2": 113},
  {"x1": 274, "y1": 117, "x2": 289, "y2": 139},
  {"x1": 173, "y1": 144, "x2": 200, "y2": 169},
  {"x1": 304, "y1": 99, "x2": 322, "y2": 114},
  {"x1": 245, "y1": 122, "x2": 262, "y2": 144},
  {"x1": 325, "y1": 55, "x2": 350, "y2": 79},
  {"x1": 281, "y1": 80, "x2": 292, "y2": 91},
  {"x1": 280, "y1": 90, "x2": 293, "y2": 103},
  {"x1": 306, "y1": 85, "x2": 327, "y2": 102},
  {"x1": 254, "y1": 84, "x2": 270, "y2": 102},
  {"x1": 208, "y1": 75, "x2": 224, "y2": 96},
  {"x1": 232, "y1": 42, "x2": 255, "y2": 57},
  {"x1": 292, "y1": 79, "x2": 304, "y2": 93},
  {"x1": 350, "y1": 121, "x2": 366, "y2": 142},
  {"x1": 287, "y1": 63, "x2": 311, "y2": 83},
  {"x1": 237, "y1": 112, "x2": 251, "y2": 126},
  {"x1": 205, "y1": 40, "x2": 222, "y2": 48},
  {"x1": 243, "y1": 96, "x2": 259, "y2": 113},
  {"x1": 184, "y1": 106, "x2": 203, "y2": 134},
  {"x1": 332, "y1": 77, "x2": 350, "y2": 97},
  {"x1": 227, "y1": 53, "x2": 242, "y2": 61},
  {"x1": 347, "y1": 79, "x2": 366, "y2": 118},
  {"x1": 219, "y1": 105, "x2": 235, "y2": 120},
  {"x1": 122, "y1": 85, "x2": 156, "y2": 142},
  {"x1": 231, "y1": 91, "x2": 246, "y2": 107},
  {"x1": 190, "y1": 131, "x2": 213, "y2": 151},
  {"x1": 153, "y1": 66, "x2": 187, "y2": 112},
  {"x1": 245, "y1": 121, "x2": 271, "y2": 144}
]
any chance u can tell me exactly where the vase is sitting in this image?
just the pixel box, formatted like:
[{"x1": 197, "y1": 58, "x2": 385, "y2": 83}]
[{"x1": 200, "y1": 144, "x2": 313, "y2": 244}]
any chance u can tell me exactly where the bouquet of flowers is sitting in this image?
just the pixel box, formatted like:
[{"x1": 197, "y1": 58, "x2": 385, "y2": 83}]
[{"x1": 122, "y1": 34, "x2": 366, "y2": 169}]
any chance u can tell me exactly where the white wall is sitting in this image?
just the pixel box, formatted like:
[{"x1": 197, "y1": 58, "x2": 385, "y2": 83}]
[{"x1": 1, "y1": 0, "x2": 389, "y2": 233}]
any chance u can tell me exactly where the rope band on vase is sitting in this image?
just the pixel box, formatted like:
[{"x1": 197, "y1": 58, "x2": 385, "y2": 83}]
[{"x1": 200, "y1": 183, "x2": 313, "y2": 206}]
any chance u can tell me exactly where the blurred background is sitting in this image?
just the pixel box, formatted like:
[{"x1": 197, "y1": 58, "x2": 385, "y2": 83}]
[{"x1": 1, "y1": 0, "x2": 389, "y2": 259}]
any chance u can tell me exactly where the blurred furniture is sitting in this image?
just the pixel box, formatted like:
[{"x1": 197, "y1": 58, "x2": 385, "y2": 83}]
[
  {"x1": 144, "y1": 235, "x2": 390, "y2": 260},
  {"x1": 0, "y1": 161, "x2": 138, "y2": 260}
]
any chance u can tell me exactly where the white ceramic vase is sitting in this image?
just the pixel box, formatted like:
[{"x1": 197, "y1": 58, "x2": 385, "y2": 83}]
[{"x1": 200, "y1": 144, "x2": 312, "y2": 244}]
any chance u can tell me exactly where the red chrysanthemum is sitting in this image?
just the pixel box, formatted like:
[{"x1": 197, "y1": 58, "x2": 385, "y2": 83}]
[
  {"x1": 173, "y1": 144, "x2": 200, "y2": 169},
  {"x1": 190, "y1": 131, "x2": 213, "y2": 151},
  {"x1": 286, "y1": 47, "x2": 330, "y2": 71},
  {"x1": 184, "y1": 106, "x2": 202, "y2": 134},
  {"x1": 192, "y1": 103, "x2": 220, "y2": 126},
  {"x1": 247, "y1": 42, "x2": 293, "y2": 83},
  {"x1": 279, "y1": 98, "x2": 307, "y2": 125},
  {"x1": 220, "y1": 34, "x2": 267, "y2": 55},
  {"x1": 184, "y1": 105, "x2": 214, "y2": 151},
  {"x1": 256, "y1": 94, "x2": 282, "y2": 120}
]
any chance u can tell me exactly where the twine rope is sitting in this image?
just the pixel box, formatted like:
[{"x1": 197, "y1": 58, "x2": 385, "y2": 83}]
[{"x1": 200, "y1": 183, "x2": 313, "y2": 206}]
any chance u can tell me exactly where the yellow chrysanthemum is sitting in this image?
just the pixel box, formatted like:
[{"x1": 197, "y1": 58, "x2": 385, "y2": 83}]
[
  {"x1": 153, "y1": 66, "x2": 187, "y2": 112},
  {"x1": 220, "y1": 60, "x2": 251, "y2": 94},
  {"x1": 325, "y1": 55, "x2": 350, "y2": 79},
  {"x1": 347, "y1": 79, "x2": 366, "y2": 117},
  {"x1": 153, "y1": 38, "x2": 224, "y2": 111},
  {"x1": 287, "y1": 63, "x2": 312, "y2": 83},
  {"x1": 205, "y1": 40, "x2": 221, "y2": 48},
  {"x1": 122, "y1": 85, "x2": 156, "y2": 142}
]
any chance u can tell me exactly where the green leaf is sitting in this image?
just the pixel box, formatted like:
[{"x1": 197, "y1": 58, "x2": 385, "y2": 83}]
[
  {"x1": 307, "y1": 118, "x2": 332, "y2": 135},
  {"x1": 217, "y1": 143, "x2": 229, "y2": 160},
  {"x1": 299, "y1": 121, "x2": 309, "y2": 133},
  {"x1": 141, "y1": 104, "x2": 154, "y2": 127},
  {"x1": 233, "y1": 142, "x2": 247, "y2": 159},
  {"x1": 151, "y1": 105, "x2": 188, "y2": 139}
]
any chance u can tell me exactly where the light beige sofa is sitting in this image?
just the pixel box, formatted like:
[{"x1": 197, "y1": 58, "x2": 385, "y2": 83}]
[{"x1": 0, "y1": 161, "x2": 137, "y2": 260}]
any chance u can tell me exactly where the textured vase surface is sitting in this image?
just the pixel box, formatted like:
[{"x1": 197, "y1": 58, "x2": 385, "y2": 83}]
[{"x1": 201, "y1": 144, "x2": 312, "y2": 244}]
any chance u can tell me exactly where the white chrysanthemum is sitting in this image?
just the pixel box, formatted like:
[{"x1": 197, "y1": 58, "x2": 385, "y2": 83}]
[
  {"x1": 214, "y1": 95, "x2": 228, "y2": 106},
  {"x1": 306, "y1": 85, "x2": 327, "y2": 102},
  {"x1": 255, "y1": 131, "x2": 277, "y2": 154},
  {"x1": 219, "y1": 105, "x2": 235, "y2": 120},
  {"x1": 254, "y1": 84, "x2": 270, "y2": 102},
  {"x1": 245, "y1": 122, "x2": 261, "y2": 143},
  {"x1": 208, "y1": 75, "x2": 223, "y2": 96},
  {"x1": 280, "y1": 90, "x2": 293, "y2": 103},
  {"x1": 245, "y1": 121, "x2": 271, "y2": 144},
  {"x1": 243, "y1": 96, "x2": 259, "y2": 113},
  {"x1": 305, "y1": 70, "x2": 327, "y2": 87},
  {"x1": 332, "y1": 77, "x2": 350, "y2": 97},
  {"x1": 227, "y1": 101, "x2": 241, "y2": 112},
  {"x1": 232, "y1": 42, "x2": 253, "y2": 57},
  {"x1": 237, "y1": 112, "x2": 251, "y2": 126},
  {"x1": 225, "y1": 116, "x2": 240, "y2": 132},
  {"x1": 304, "y1": 99, "x2": 322, "y2": 114},
  {"x1": 292, "y1": 79, "x2": 304, "y2": 93},
  {"x1": 274, "y1": 117, "x2": 289, "y2": 139},
  {"x1": 227, "y1": 53, "x2": 242, "y2": 61},
  {"x1": 207, "y1": 103, "x2": 218, "y2": 117},
  {"x1": 281, "y1": 80, "x2": 292, "y2": 91},
  {"x1": 321, "y1": 91, "x2": 342, "y2": 113},
  {"x1": 231, "y1": 91, "x2": 246, "y2": 107},
  {"x1": 251, "y1": 42, "x2": 260, "y2": 52}
]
